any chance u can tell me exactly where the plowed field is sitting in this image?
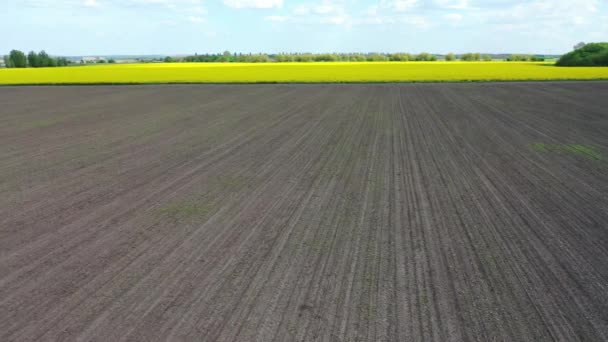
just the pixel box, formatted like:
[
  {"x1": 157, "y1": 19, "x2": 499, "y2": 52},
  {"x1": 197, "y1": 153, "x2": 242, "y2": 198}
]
[{"x1": 1, "y1": 83, "x2": 607, "y2": 341}]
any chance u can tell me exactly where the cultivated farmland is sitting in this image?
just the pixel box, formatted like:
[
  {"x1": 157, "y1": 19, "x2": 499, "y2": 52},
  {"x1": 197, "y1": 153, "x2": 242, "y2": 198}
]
[
  {"x1": 1, "y1": 83, "x2": 608, "y2": 341},
  {"x1": 1, "y1": 61, "x2": 608, "y2": 84}
]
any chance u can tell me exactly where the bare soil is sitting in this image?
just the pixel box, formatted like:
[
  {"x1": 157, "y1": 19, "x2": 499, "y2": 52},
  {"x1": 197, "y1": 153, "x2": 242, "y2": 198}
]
[{"x1": 1, "y1": 82, "x2": 607, "y2": 341}]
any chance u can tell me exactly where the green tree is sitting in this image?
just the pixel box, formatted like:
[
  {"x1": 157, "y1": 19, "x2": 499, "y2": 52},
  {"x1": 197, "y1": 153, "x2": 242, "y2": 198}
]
[
  {"x1": 244, "y1": 53, "x2": 269, "y2": 62},
  {"x1": 415, "y1": 52, "x2": 436, "y2": 61},
  {"x1": 37, "y1": 50, "x2": 52, "y2": 67},
  {"x1": 294, "y1": 53, "x2": 314, "y2": 62},
  {"x1": 557, "y1": 42, "x2": 608, "y2": 66},
  {"x1": 314, "y1": 53, "x2": 339, "y2": 62},
  {"x1": 338, "y1": 53, "x2": 350, "y2": 61},
  {"x1": 9, "y1": 50, "x2": 27, "y2": 68},
  {"x1": 445, "y1": 53, "x2": 455, "y2": 61},
  {"x1": 366, "y1": 53, "x2": 388, "y2": 61},
  {"x1": 389, "y1": 53, "x2": 412, "y2": 61},
  {"x1": 28, "y1": 51, "x2": 39, "y2": 67},
  {"x1": 275, "y1": 53, "x2": 294, "y2": 62},
  {"x1": 461, "y1": 53, "x2": 482, "y2": 61},
  {"x1": 349, "y1": 54, "x2": 367, "y2": 62},
  {"x1": 221, "y1": 50, "x2": 232, "y2": 62},
  {"x1": 507, "y1": 54, "x2": 539, "y2": 61},
  {"x1": 56, "y1": 57, "x2": 70, "y2": 66}
]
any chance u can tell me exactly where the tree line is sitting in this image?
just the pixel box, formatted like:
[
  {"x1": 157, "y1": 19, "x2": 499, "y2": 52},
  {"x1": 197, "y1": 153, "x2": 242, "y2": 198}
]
[
  {"x1": 3, "y1": 50, "x2": 71, "y2": 68},
  {"x1": 3, "y1": 49, "x2": 551, "y2": 67},
  {"x1": 506, "y1": 54, "x2": 545, "y2": 62},
  {"x1": 556, "y1": 42, "x2": 608, "y2": 67},
  {"x1": 167, "y1": 51, "x2": 441, "y2": 63},
  {"x1": 166, "y1": 51, "x2": 546, "y2": 63},
  {"x1": 166, "y1": 51, "x2": 539, "y2": 63}
]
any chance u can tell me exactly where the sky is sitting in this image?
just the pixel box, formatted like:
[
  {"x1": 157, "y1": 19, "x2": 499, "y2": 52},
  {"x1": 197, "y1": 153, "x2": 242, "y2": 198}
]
[{"x1": 1, "y1": 0, "x2": 607, "y2": 55}]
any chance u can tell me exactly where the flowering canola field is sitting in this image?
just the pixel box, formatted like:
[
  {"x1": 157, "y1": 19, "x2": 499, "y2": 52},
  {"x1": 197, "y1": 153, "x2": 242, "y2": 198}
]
[{"x1": 1, "y1": 62, "x2": 607, "y2": 84}]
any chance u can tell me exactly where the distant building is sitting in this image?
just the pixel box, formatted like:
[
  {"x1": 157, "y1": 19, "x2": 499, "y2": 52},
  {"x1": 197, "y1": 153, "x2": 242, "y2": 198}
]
[
  {"x1": 81, "y1": 56, "x2": 106, "y2": 63},
  {"x1": 114, "y1": 59, "x2": 137, "y2": 64}
]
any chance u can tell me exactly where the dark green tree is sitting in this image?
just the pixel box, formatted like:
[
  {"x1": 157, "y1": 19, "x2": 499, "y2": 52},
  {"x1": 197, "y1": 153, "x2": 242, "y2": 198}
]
[
  {"x1": 38, "y1": 50, "x2": 52, "y2": 67},
  {"x1": 9, "y1": 50, "x2": 27, "y2": 68},
  {"x1": 275, "y1": 53, "x2": 294, "y2": 62},
  {"x1": 27, "y1": 51, "x2": 40, "y2": 67},
  {"x1": 389, "y1": 53, "x2": 412, "y2": 61},
  {"x1": 56, "y1": 57, "x2": 70, "y2": 66},
  {"x1": 461, "y1": 53, "x2": 481, "y2": 61},
  {"x1": 221, "y1": 50, "x2": 232, "y2": 62},
  {"x1": 349, "y1": 54, "x2": 367, "y2": 62},
  {"x1": 557, "y1": 42, "x2": 608, "y2": 66},
  {"x1": 415, "y1": 52, "x2": 436, "y2": 61}
]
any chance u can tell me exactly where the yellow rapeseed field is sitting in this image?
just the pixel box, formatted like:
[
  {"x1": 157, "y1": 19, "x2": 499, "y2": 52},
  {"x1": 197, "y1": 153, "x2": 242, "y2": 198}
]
[{"x1": 1, "y1": 61, "x2": 607, "y2": 84}]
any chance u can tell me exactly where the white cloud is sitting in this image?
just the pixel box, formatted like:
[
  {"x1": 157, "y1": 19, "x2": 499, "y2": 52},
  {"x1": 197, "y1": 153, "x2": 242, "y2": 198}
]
[
  {"x1": 83, "y1": 0, "x2": 100, "y2": 7},
  {"x1": 130, "y1": 0, "x2": 202, "y2": 4},
  {"x1": 358, "y1": 1, "x2": 435, "y2": 27},
  {"x1": 187, "y1": 15, "x2": 204, "y2": 22},
  {"x1": 389, "y1": 0, "x2": 418, "y2": 12},
  {"x1": 265, "y1": 15, "x2": 289, "y2": 22},
  {"x1": 314, "y1": 4, "x2": 336, "y2": 14},
  {"x1": 365, "y1": 5, "x2": 378, "y2": 16},
  {"x1": 434, "y1": 0, "x2": 470, "y2": 10},
  {"x1": 321, "y1": 14, "x2": 351, "y2": 25},
  {"x1": 191, "y1": 6, "x2": 207, "y2": 14},
  {"x1": 360, "y1": 14, "x2": 395, "y2": 25},
  {"x1": 288, "y1": 1, "x2": 351, "y2": 25},
  {"x1": 444, "y1": 13, "x2": 462, "y2": 21},
  {"x1": 402, "y1": 16, "x2": 431, "y2": 29},
  {"x1": 293, "y1": 5, "x2": 310, "y2": 15},
  {"x1": 223, "y1": 0, "x2": 283, "y2": 9},
  {"x1": 292, "y1": 3, "x2": 341, "y2": 16},
  {"x1": 482, "y1": 0, "x2": 600, "y2": 31}
]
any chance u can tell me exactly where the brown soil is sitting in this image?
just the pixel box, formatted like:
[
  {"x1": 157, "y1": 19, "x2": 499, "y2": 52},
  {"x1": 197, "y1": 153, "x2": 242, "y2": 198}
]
[{"x1": 1, "y1": 82, "x2": 607, "y2": 341}]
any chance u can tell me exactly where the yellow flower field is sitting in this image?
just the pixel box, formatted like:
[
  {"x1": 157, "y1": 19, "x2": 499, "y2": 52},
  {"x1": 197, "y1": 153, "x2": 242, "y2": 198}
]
[{"x1": 0, "y1": 61, "x2": 607, "y2": 84}]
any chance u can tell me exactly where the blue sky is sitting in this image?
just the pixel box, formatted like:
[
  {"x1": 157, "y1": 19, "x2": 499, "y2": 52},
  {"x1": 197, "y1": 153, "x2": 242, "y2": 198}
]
[{"x1": 2, "y1": 0, "x2": 607, "y2": 55}]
